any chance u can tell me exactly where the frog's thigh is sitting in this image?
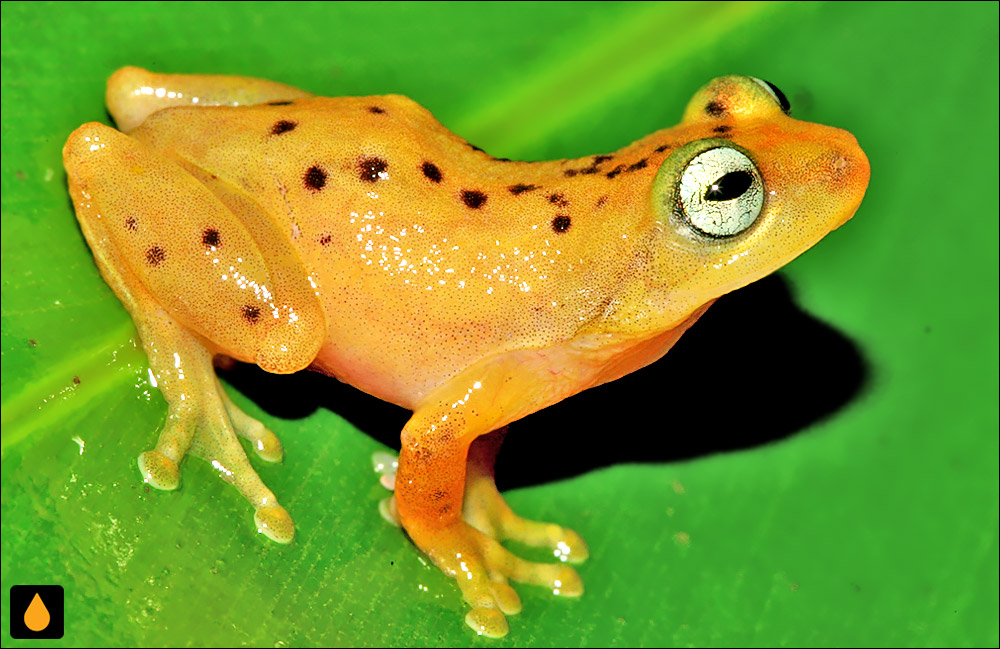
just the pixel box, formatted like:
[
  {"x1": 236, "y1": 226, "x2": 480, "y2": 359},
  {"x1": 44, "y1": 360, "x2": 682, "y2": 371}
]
[
  {"x1": 463, "y1": 429, "x2": 589, "y2": 565},
  {"x1": 106, "y1": 66, "x2": 314, "y2": 133},
  {"x1": 64, "y1": 124, "x2": 301, "y2": 542},
  {"x1": 64, "y1": 122, "x2": 325, "y2": 375},
  {"x1": 395, "y1": 360, "x2": 583, "y2": 638}
]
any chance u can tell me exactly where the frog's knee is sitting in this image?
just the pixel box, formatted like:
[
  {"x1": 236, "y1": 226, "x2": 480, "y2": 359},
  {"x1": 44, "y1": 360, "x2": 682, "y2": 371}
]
[
  {"x1": 254, "y1": 311, "x2": 325, "y2": 374},
  {"x1": 106, "y1": 66, "x2": 313, "y2": 134}
]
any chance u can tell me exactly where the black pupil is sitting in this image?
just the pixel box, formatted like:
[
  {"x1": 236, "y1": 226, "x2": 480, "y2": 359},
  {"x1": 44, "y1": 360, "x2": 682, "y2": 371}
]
[{"x1": 704, "y1": 170, "x2": 753, "y2": 201}]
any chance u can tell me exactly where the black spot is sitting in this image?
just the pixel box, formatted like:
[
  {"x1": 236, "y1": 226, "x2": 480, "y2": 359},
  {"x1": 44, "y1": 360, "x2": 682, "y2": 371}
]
[
  {"x1": 421, "y1": 161, "x2": 443, "y2": 183},
  {"x1": 467, "y1": 142, "x2": 486, "y2": 153},
  {"x1": 655, "y1": 144, "x2": 671, "y2": 153},
  {"x1": 596, "y1": 195, "x2": 608, "y2": 208},
  {"x1": 627, "y1": 159, "x2": 648, "y2": 172},
  {"x1": 267, "y1": 100, "x2": 294, "y2": 106},
  {"x1": 563, "y1": 169, "x2": 579, "y2": 178},
  {"x1": 359, "y1": 156, "x2": 388, "y2": 182},
  {"x1": 202, "y1": 228, "x2": 221, "y2": 248},
  {"x1": 368, "y1": 106, "x2": 386, "y2": 114},
  {"x1": 125, "y1": 216, "x2": 138, "y2": 231},
  {"x1": 145, "y1": 246, "x2": 165, "y2": 266},
  {"x1": 318, "y1": 234, "x2": 332, "y2": 246},
  {"x1": 271, "y1": 120, "x2": 297, "y2": 135},
  {"x1": 548, "y1": 193, "x2": 569, "y2": 207},
  {"x1": 705, "y1": 101, "x2": 725, "y2": 117},
  {"x1": 579, "y1": 167, "x2": 600, "y2": 175},
  {"x1": 508, "y1": 183, "x2": 541, "y2": 195},
  {"x1": 606, "y1": 164, "x2": 626, "y2": 179},
  {"x1": 592, "y1": 154, "x2": 614, "y2": 165},
  {"x1": 713, "y1": 125, "x2": 732, "y2": 134},
  {"x1": 241, "y1": 304, "x2": 261, "y2": 324},
  {"x1": 551, "y1": 215, "x2": 571, "y2": 233},
  {"x1": 304, "y1": 165, "x2": 327, "y2": 191},
  {"x1": 461, "y1": 190, "x2": 488, "y2": 209},
  {"x1": 704, "y1": 170, "x2": 754, "y2": 201}
]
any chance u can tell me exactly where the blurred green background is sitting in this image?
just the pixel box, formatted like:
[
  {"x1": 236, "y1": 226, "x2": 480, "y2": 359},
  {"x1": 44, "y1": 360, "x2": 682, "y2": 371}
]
[{"x1": 2, "y1": 2, "x2": 997, "y2": 646}]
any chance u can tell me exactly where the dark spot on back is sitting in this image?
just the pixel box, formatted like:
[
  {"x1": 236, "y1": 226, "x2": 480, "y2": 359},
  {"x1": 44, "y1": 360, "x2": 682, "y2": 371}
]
[
  {"x1": 271, "y1": 120, "x2": 297, "y2": 135},
  {"x1": 461, "y1": 189, "x2": 488, "y2": 209},
  {"x1": 548, "y1": 193, "x2": 569, "y2": 207},
  {"x1": 267, "y1": 100, "x2": 294, "y2": 106},
  {"x1": 359, "y1": 156, "x2": 388, "y2": 182},
  {"x1": 318, "y1": 234, "x2": 332, "y2": 246},
  {"x1": 202, "y1": 228, "x2": 221, "y2": 248},
  {"x1": 551, "y1": 215, "x2": 571, "y2": 233},
  {"x1": 125, "y1": 216, "x2": 137, "y2": 231},
  {"x1": 368, "y1": 106, "x2": 386, "y2": 114},
  {"x1": 422, "y1": 161, "x2": 443, "y2": 183},
  {"x1": 596, "y1": 195, "x2": 608, "y2": 208},
  {"x1": 242, "y1": 304, "x2": 261, "y2": 324},
  {"x1": 563, "y1": 169, "x2": 579, "y2": 178},
  {"x1": 508, "y1": 183, "x2": 541, "y2": 195},
  {"x1": 592, "y1": 154, "x2": 613, "y2": 165},
  {"x1": 655, "y1": 144, "x2": 671, "y2": 153},
  {"x1": 606, "y1": 164, "x2": 626, "y2": 179},
  {"x1": 713, "y1": 125, "x2": 732, "y2": 134},
  {"x1": 705, "y1": 101, "x2": 725, "y2": 117},
  {"x1": 304, "y1": 165, "x2": 327, "y2": 191},
  {"x1": 146, "y1": 245, "x2": 166, "y2": 266},
  {"x1": 627, "y1": 159, "x2": 648, "y2": 172}
]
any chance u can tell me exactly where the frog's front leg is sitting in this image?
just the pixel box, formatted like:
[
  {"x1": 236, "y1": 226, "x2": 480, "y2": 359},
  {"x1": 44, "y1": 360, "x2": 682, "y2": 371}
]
[
  {"x1": 395, "y1": 360, "x2": 585, "y2": 638},
  {"x1": 64, "y1": 122, "x2": 325, "y2": 542}
]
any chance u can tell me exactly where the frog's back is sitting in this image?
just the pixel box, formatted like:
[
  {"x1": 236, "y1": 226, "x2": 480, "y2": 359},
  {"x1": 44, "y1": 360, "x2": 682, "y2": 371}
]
[{"x1": 132, "y1": 96, "x2": 638, "y2": 405}]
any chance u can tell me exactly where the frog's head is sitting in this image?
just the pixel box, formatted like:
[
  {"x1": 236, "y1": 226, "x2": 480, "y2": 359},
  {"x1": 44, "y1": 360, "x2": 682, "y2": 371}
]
[{"x1": 642, "y1": 75, "x2": 870, "y2": 324}]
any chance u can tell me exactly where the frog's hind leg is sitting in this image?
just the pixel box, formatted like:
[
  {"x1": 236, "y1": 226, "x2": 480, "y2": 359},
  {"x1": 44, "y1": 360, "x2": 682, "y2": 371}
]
[
  {"x1": 106, "y1": 66, "x2": 314, "y2": 133},
  {"x1": 63, "y1": 123, "x2": 319, "y2": 543}
]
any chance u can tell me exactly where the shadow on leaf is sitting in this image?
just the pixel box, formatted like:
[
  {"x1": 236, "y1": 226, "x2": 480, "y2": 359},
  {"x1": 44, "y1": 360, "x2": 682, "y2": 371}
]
[{"x1": 220, "y1": 273, "x2": 869, "y2": 491}]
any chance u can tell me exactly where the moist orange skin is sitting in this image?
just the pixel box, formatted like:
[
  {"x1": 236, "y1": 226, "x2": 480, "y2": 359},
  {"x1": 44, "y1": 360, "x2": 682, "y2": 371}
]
[{"x1": 64, "y1": 68, "x2": 869, "y2": 638}]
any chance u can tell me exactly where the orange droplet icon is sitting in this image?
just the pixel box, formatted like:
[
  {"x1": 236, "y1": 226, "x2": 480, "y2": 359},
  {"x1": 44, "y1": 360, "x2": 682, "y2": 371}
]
[{"x1": 24, "y1": 592, "x2": 51, "y2": 632}]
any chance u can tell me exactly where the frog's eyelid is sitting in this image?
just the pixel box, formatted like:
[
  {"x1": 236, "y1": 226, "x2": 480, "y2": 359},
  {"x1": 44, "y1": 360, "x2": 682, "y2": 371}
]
[{"x1": 749, "y1": 77, "x2": 791, "y2": 115}]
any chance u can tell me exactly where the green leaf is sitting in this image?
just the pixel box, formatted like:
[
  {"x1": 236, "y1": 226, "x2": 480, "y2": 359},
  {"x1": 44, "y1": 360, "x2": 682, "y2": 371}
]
[{"x1": 2, "y1": 2, "x2": 997, "y2": 646}]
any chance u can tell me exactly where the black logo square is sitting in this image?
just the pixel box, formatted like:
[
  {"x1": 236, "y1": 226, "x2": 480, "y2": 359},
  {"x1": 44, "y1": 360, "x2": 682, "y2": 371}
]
[{"x1": 9, "y1": 585, "x2": 64, "y2": 639}]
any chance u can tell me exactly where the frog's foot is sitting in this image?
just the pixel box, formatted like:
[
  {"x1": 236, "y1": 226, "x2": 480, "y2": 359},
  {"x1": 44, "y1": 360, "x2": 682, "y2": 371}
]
[
  {"x1": 138, "y1": 373, "x2": 293, "y2": 544},
  {"x1": 408, "y1": 520, "x2": 583, "y2": 638},
  {"x1": 372, "y1": 435, "x2": 589, "y2": 564}
]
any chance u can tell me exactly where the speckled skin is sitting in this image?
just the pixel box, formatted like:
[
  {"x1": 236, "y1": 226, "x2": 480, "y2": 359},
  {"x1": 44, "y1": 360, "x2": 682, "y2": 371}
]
[{"x1": 63, "y1": 67, "x2": 869, "y2": 638}]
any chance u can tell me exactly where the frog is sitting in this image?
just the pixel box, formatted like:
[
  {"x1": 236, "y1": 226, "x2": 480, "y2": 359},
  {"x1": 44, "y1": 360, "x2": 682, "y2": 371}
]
[{"x1": 63, "y1": 66, "x2": 869, "y2": 638}]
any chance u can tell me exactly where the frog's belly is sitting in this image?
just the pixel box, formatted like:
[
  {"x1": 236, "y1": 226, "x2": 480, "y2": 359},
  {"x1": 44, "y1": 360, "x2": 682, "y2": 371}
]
[{"x1": 308, "y1": 285, "x2": 578, "y2": 411}]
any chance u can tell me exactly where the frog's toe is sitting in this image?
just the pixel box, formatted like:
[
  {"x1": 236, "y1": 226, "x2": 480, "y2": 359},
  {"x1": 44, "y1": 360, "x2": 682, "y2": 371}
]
[
  {"x1": 137, "y1": 450, "x2": 181, "y2": 490},
  {"x1": 378, "y1": 495, "x2": 401, "y2": 527},
  {"x1": 220, "y1": 384, "x2": 283, "y2": 463},
  {"x1": 487, "y1": 580, "x2": 522, "y2": 615},
  {"x1": 481, "y1": 535, "x2": 584, "y2": 598},
  {"x1": 254, "y1": 502, "x2": 295, "y2": 544},
  {"x1": 465, "y1": 607, "x2": 509, "y2": 638}
]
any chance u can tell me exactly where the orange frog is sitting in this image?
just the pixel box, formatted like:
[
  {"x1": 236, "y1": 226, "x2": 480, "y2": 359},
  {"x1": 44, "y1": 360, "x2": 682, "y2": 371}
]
[{"x1": 64, "y1": 67, "x2": 869, "y2": 637}]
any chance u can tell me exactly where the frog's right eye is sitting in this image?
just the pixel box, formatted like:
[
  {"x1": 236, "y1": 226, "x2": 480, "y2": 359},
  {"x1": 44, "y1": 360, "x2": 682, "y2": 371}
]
[{"x1": 677, "y1": 146, "x2": 764, "y2": 238}]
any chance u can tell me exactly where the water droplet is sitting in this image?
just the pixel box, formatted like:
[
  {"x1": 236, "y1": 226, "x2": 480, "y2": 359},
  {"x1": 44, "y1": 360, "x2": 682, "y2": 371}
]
[{"x1": 24, "y1": 592, "x2": 50, "y2": 631}]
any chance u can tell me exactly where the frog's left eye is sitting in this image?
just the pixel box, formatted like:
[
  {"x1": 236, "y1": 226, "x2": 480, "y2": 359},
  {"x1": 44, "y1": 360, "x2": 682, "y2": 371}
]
[{"x1": 677, "y1": 147, "x2": 764, "y2": 238}]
